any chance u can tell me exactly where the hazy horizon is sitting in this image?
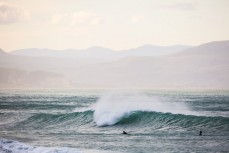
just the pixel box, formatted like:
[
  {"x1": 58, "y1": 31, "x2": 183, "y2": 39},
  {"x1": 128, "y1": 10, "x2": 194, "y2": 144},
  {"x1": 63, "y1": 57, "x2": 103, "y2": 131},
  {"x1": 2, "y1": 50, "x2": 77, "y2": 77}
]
[
  {"x1": 5, "y1": 43, "x2": 192, "y2": 53},
  {"x1": 1, "y1": 40, "x2": 229, "y2": 89},
  {"x1": 0, "y1": 39, "x2": 228, "y2": 53}
]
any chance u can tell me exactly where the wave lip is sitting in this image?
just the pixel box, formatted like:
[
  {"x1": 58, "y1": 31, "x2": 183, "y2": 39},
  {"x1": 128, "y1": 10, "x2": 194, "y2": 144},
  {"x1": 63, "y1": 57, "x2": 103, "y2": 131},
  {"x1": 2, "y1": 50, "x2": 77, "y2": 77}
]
[
  {"x1": 0, "y1": 138, "x2": 81, "y2": 153},
  {"x1": 93, "y1": 93, "x2": 197, "y2": 127},
  {"x1": 93, "y1": 92, "x2": 229, "y2": 129}
]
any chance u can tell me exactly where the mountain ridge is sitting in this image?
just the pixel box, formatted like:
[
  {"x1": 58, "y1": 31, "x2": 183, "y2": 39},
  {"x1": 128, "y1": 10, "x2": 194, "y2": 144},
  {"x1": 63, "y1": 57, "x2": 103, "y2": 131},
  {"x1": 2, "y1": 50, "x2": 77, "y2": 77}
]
[
  {"x1": 9, "y1": 44, "x2": 191, "y2": 60},
  {"x1": 0, "y1": 40, "x2": 229, "y2": 89}
]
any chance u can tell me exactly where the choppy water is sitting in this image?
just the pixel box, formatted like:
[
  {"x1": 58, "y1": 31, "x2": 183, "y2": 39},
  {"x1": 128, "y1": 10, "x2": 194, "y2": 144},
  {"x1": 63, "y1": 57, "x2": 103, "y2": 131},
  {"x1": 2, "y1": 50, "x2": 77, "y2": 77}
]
[{"x1": 0, "y1": 89, "x2": 229, "y2": 153}]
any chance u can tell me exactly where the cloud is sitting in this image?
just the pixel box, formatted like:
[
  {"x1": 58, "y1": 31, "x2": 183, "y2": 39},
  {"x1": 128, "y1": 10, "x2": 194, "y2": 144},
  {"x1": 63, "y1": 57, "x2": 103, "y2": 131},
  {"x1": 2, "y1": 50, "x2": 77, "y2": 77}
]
[
  {"x1": 161, "y1": 2, "x2": 198, "y2": 11},
  {"x1": 131, "y1": 15, "x2": 144, "y2": 23},
  {"x1": 70, "y1": 12, "x2": 103, "y2": 26},
  {"x1": 51, "y1": 14, "x2": 68, "y2": 24},
  {"x1": 0, "y1": 3, "x2": 30, "y2": 24},
  {"x1": 51, "y1": 12, "x2": 103, "y2": 26}
]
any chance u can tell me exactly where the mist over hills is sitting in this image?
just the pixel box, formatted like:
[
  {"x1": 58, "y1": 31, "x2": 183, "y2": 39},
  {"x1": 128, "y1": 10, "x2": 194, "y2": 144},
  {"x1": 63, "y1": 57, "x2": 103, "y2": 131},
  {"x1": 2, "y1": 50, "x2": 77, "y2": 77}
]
[
  {"x1": 0, "y1": 67, "x2": 71, "y2": 88},
  {"x1": 176, "y1": 41, "x2": 229, "y2": 56},
  {"x1": 0, "y1": 41, "x2": 229, "y2": 89},
  {"x1": 10, "y1": 45, "x2": 190, "y2": 60},
  {"x1": 0, "y1": 48, "x2": 8, "y2": 56}
]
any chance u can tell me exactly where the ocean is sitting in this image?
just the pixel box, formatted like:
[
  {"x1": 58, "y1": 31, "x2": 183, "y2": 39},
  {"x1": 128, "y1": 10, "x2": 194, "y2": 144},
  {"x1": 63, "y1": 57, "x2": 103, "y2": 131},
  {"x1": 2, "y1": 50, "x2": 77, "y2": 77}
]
[{"x1": 0, "y1": 89, "x2": 229, "y2": 153}]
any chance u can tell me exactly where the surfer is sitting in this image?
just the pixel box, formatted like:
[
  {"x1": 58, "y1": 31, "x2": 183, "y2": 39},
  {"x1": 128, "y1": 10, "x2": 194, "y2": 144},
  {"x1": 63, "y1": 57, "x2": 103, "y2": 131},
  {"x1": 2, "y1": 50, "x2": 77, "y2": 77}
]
[
  {"x1": 122, "y1": 131, "x2": 128, "y2": 134},
  {"x1": 199, "y1": 131, "x2": 202, "y2": 136}
]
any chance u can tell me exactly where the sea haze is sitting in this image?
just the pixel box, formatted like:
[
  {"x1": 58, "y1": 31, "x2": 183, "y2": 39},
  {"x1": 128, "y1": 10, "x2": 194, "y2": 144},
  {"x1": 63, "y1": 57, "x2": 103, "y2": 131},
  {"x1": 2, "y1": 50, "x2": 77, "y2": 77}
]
[{"x1": 0, "y1": 40, "x2": 229, "y2": 89}]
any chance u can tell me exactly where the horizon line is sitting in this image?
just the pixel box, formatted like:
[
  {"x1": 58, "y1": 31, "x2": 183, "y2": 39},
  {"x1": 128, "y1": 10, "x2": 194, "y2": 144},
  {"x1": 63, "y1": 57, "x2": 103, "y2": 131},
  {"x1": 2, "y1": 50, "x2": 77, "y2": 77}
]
[{"x1": 2, "y1": 39, "x2": 229, "y2": 53}]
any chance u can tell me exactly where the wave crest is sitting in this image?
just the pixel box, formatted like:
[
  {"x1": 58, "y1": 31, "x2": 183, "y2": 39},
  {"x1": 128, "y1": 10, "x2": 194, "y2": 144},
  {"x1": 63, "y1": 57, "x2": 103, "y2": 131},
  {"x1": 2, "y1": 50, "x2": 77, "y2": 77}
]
[{"x1": 93, "y1": 92, "x2": 197, "y2": 126}]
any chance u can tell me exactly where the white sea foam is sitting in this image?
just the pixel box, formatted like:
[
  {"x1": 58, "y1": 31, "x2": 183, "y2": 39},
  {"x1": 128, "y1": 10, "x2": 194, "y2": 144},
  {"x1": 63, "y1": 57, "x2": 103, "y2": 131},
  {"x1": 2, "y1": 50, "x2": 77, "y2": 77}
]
[
  {"x1": 73, "y1": 107, "x2": 93, "y2": 113},
  {"x1": 0, "y1": 138, "x2": 81, "y2": 153},
  {"x1": 93, "y1": 92, "x2": 197, "y2": 126}
]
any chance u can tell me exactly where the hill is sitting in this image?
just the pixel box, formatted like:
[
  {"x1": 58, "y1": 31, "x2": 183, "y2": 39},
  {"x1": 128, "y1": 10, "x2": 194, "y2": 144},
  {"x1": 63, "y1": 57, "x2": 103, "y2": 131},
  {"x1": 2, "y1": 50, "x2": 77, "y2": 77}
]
[
  {"x1": 1, "y1": 41, "x2": 229, "y2": 89},
  {"x1": 10, "y1": 45, "x2": 190, "y2": 60},
  {"x1": 0, "y1": 67, "x2": 71, "y2": 88},
  {"x1": 68, "y1": 41, "x2": 229, "y2": 88}
]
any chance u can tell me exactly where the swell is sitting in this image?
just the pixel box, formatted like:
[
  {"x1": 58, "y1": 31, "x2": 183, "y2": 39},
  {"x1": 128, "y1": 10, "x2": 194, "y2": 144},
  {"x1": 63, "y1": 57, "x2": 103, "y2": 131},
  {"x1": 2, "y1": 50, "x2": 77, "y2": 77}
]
[
  {"x1": 0, "y1": 102, "x2": 77, "y2": 110},
  {"x1": 6, "y1": 110, "x2": 229, "y2": 132},
  {"x1": 13, "y1": 110, "x2": 94, "y2": 129},
  {"x1": 116, "y1": 111, "x2": 229, "y2": 132}
]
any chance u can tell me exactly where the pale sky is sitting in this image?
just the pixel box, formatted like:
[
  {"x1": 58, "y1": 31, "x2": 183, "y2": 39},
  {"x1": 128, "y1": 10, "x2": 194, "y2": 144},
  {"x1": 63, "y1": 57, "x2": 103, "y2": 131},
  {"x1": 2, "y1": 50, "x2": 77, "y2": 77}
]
[{"x1": 0, "y1": 0, "x2": 229, "y2": 52}]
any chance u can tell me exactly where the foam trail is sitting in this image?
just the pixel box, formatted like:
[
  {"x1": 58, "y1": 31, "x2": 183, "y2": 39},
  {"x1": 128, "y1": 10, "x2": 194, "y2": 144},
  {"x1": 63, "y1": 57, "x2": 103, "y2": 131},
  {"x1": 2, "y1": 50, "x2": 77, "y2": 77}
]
[
  {"x1": 93, "y1": 92, "x2": 197, "y2": 126},
  {"x1": 0, "y1": 138, "x2": 81, "y2": 153}
]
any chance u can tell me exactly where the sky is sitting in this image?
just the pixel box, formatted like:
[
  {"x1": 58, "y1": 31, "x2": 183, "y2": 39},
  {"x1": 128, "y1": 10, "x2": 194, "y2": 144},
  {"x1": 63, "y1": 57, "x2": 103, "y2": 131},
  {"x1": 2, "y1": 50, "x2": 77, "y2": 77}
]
[{"x1": 0, "y1": 0, "x2": 229, "y2": 52}]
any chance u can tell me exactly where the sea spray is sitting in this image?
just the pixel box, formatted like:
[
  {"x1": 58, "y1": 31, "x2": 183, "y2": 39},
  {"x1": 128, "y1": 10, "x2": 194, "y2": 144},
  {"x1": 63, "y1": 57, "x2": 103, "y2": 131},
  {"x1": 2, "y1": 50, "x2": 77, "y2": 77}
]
[{"x1": 93, "y1": 92, "x2": 197, "y2": 126}]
